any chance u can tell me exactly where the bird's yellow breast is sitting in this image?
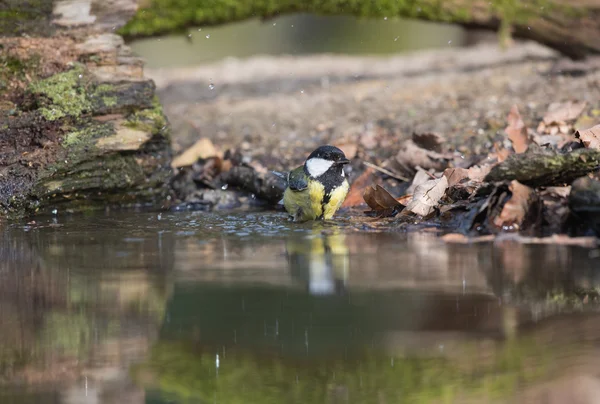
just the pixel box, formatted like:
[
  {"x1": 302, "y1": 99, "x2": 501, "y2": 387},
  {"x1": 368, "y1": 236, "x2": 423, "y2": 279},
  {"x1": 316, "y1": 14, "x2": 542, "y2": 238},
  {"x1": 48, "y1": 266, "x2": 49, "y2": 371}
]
[{"x1": 283, "y1": 179, "x2": 349, "y2": 222}]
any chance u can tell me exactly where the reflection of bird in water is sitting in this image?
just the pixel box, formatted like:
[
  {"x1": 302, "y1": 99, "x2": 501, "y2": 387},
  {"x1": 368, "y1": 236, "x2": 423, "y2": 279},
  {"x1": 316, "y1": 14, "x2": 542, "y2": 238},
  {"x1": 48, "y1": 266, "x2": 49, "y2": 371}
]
[{"x1": 286, "y1": 230, "x2": 349, "y2": 295}]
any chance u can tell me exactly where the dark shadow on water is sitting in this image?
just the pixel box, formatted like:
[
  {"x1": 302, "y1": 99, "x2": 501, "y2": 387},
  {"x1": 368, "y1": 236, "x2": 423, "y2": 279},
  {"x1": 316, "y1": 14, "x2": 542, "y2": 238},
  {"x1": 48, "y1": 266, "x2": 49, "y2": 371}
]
[{"x1": 1, "y1": 211, "x2": 600, "y2": 403}]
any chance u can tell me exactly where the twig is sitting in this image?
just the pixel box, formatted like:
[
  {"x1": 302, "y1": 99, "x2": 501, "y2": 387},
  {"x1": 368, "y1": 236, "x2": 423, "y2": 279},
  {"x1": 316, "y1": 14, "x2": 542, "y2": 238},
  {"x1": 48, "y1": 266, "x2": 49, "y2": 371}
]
[{"x1": 362, "y1": 161, "x2": 410, "y2": 182}]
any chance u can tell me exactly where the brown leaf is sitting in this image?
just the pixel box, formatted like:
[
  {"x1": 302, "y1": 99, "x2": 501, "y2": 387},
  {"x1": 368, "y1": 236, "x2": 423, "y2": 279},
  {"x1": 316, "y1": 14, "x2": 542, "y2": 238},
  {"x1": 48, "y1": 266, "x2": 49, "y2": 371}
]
[
  {"x1": 393, "y1": 139, "x2": 450, "y2": 172},
  {"x1": 575, "y1": 124, "x2": 600, "y2": 149},
  {"x1": 342, "y1": 167, "x2": 376, "y2": 207},
  {"x1": 405, "y1": 176, "x2": 449, "y2": 217},
  {"x1": 492, "y1": 180, "x2": 537, "y2": 230},
  {"x1": 172, "y1": 138, "x2": 219, "y2": 168},
  {"x1": 543, "y1": 101, "x2": 588, "y2": 125},
  {"x1": 412, "y1": 132, "x2": 445, "y2": 152},
  {"x1": 505, "y1": 105, "x2": 530, "y2": 153},
  {"x1": 443, "y1": 167, "x2": 469, "y2": 187},
  {"x1": 396, "y1": 194, "x2": 413, "y2": 206},
  {"x1": 363, "y1": 184, "x2": 403, "y2": 213}
]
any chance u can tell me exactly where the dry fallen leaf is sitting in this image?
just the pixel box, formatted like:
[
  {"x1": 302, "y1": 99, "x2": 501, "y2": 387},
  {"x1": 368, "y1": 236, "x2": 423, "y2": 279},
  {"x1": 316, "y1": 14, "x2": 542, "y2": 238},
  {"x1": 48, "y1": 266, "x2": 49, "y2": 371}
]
[
  {"x1": 405, "y1": 176, "x2": 449, "y2": 217},
  {"x1": 543, "y1": 100, "x2": 588, "y2": 125},
  {"x1": 407, "y1": 169, "x2": 433, "y2": 194},
  {"x1": 172, "y1": 138, "x2": 219, "y2": 168},
  {"x1": 492, "y1": 180, "x2": 538, "y2": 230},
  {"x1": 394, "y1": 139, "x2": 450, "y2": 172},
  {"x1": 443, "y1": 167, "x2": 469, "y2": 187},
  {"x1": 342, "y1": 167, "x2": 376, "y2": 207},
  {"x1": 363, "y1": 184, "x2": 403, "y2": 215},
  {"x1": 505, "y1": 105, "x2": 530, "y2": 153},
  {"x1": 575, "y1": 124, "x2": 600, "y2": 149}
]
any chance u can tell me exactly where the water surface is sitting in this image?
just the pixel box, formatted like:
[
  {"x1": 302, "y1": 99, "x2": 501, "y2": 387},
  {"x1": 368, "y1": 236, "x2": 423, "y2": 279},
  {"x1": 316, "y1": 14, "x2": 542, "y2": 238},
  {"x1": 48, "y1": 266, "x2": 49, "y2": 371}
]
[{"x1": 1, "y1": 210, "x2": 600, "y2": 403}]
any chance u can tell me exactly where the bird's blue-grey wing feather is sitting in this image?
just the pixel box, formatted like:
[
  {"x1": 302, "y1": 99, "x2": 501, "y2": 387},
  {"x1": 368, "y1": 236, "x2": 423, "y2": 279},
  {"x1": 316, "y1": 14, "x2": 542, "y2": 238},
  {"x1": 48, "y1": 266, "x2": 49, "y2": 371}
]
[{"x1": 287, "y1": 167, "x2": 308, "y2": 191}]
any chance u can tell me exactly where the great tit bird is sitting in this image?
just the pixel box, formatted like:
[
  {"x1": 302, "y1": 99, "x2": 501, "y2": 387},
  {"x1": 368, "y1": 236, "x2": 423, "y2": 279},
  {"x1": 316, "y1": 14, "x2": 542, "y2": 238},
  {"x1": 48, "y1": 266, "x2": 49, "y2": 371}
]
[{"x1": 283, "y1": 145, "x2": 350, "y2": 222}]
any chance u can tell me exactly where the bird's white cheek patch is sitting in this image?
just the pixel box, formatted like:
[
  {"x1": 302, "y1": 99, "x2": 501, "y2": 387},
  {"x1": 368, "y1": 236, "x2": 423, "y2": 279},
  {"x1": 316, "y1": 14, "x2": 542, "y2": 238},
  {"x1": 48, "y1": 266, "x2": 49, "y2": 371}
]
[{"x1": 306, "y1": 158, "x2": 333, "y2": 177}]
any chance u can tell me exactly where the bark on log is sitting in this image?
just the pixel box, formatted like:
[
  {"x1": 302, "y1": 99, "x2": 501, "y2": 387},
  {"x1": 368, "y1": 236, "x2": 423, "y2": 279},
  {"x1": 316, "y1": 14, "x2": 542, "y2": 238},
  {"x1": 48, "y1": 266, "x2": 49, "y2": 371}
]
[
  {"x1": 484, "y1": 148, "x2": 600, "y2": 187},
  {"x1": 119, "y1": 0, "x2": 600, "y2": 59},
  {"x1": 0, "y1": 1, "x2": 172, "y2": 219}
]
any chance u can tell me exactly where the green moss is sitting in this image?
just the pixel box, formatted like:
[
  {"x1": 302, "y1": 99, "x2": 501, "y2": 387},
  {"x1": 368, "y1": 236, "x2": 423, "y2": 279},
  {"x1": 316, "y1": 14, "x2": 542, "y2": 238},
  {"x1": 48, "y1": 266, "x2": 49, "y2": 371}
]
[
  {"x1": 119, "y1": 0, "x2": 566, "y2": 38},
  {"x1": 125, "y1": 95, "x2": 169, "y2": 136},
  {"x1": 28, "y1": 65, "x2": 92, "y2": 121},
  {"x1": 102, "y1": 96, "x2": 118, "y2": 107}
]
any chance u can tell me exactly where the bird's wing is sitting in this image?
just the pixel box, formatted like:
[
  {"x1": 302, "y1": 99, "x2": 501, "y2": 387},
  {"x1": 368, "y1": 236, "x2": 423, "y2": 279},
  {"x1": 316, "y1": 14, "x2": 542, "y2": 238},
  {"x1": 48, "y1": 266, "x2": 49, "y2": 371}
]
[{"x1": 287, "y1": 166, "x2": 308, "y2": 191}]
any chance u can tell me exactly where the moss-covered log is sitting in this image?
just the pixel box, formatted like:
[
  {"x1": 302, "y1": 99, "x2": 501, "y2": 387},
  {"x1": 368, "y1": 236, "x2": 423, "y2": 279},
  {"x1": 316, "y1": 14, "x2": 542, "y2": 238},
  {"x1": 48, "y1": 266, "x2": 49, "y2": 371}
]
[
  {"x1": 0, "y1": 30, "x2": 173, "y2": 219},
  {"x1": 484, "y1": 148, "x2": 600, "y2": 187},
  {"x1": 120, "y1": 0, "x2": 600, "y2": 59}
]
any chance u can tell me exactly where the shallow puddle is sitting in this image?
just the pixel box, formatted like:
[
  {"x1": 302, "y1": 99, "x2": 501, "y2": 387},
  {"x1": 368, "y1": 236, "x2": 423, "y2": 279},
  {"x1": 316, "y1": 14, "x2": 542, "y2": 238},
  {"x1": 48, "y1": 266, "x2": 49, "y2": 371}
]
[{"x1": 1, "y1": 210, "x2": 600, "y2": 403}]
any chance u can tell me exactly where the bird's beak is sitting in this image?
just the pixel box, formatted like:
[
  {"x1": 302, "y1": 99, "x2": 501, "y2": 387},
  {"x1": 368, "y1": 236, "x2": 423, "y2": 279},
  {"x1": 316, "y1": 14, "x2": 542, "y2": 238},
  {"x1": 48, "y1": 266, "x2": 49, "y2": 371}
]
[{"x1": 337, "y1": 158, "x2": 350, "y2": 166}]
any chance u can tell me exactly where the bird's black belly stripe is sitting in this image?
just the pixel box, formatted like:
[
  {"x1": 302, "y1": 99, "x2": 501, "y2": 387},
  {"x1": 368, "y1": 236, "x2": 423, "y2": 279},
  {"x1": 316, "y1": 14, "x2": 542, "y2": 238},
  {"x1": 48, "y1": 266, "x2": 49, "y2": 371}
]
[{"x1": 319, "y1": 192, "x2": 332, "y2": 220}]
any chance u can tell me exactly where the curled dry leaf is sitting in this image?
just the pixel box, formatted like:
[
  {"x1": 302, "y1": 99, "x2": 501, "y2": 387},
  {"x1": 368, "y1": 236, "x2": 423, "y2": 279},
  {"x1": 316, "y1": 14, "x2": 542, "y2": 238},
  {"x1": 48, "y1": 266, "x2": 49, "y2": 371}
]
[
  {"x1": 405, "y1": 175, "x2": 449, "y2": 217},
  {"x1": 543, "y1": 100, "x2": 588, "y2": 125},
  {"x1": 363, "y1": 184, "x2": 403, "y2": 215},
  {"x1": 505, "y1": 105, "x2": 530, "y2": 154},
  {"x1": 172, "y1": 138, "x2": 219, "y2": 168},
  {"x1": 492, "y1": 180, "x2": 539, "y2": 230},
  {"x1": 575, "y1": 124, "x2": 600, "y2": 149},
  {"x1": 342, "y1": 167, "x2": 376, "y2": 207}
]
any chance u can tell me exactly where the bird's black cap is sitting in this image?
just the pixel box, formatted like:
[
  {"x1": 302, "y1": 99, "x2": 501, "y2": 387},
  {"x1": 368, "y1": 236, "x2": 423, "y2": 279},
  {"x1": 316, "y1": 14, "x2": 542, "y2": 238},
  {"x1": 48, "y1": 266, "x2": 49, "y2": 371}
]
[{"x1": 306, "y1": 145, "x2": 349, "y2": 164}]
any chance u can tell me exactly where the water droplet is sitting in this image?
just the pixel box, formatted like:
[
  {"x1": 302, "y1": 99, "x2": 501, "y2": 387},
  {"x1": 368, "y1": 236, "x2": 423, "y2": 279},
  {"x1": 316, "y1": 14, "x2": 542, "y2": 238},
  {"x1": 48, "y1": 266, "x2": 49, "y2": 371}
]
[
  {"x1": 209, "y1": 83, "x2": 215, "y2": 90},
  {"x1": 216, "y1": 354, "x2": 220, "y2": 369},
  {"x1": 206, "y1": 34, "x2": 210, "y2": 39},
  {"x1": 52, "y1": 209, "x2": 58, "y2": 215},
  {"x1": 221, "y1": 184, "x2": 228, "y2": 190}
]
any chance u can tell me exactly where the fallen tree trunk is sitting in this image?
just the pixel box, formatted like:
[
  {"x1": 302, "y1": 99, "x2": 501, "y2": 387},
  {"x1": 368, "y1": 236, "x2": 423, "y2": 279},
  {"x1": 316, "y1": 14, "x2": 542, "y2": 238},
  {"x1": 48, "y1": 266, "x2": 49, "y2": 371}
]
[{"x1": 119, "y1": 0, "x2": 600, "y2": 59}]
